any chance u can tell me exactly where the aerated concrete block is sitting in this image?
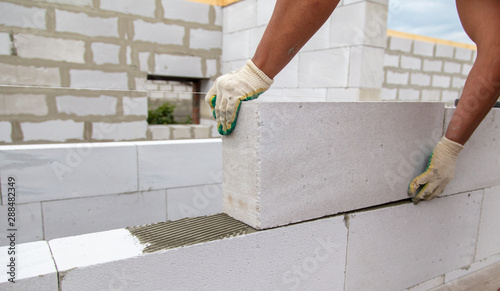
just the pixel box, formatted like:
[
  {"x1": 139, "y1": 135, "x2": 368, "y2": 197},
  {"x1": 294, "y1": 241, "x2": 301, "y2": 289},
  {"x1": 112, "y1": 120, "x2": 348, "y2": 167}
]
[
  {"x1": 0, "y1": 202, "x2": 43, "y2": 246},
  {"x1": 167, "y1": 184, "x2": 222, "y2": 221},
  {"x1": 42, "y1": 190, "x2": 167, "y2": 240},
  {"x1": 223, "y1": 101, "x2": 445, "y2": 229},
  {"x1": 443, "y1": 108, "x2": 500, "y2": 195},
  {"x1": 50, "y1": 215, "x2": 348, "y2": 290},
  {"x1": 14, "y1": 34, "x2": 85, "y2": 63},
  {"x1": 0, "y1": 3, "x2": 46, "y2": 29},
  {"x1": 475, "y1": 186, "x2": 500, "y2": 260},
  {"x1": 0, "y1": 241, "x2": 57, "y2": 290},
  {"x1": 345, "y1": 191, "x2": 482, "y2": 291},
  {"x1": 55, "y1": 10, "x2": 118, "y2": 37},
  {"x1": 0, "y1": 143, "x2": 138, "y2": 203}
]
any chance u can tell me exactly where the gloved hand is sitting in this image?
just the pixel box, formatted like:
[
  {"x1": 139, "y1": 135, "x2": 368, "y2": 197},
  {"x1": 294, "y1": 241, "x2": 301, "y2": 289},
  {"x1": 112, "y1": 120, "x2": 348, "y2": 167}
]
[
  {"x1": 205, "y1": 60, "x2": 273, "y2": 135},
  {"x1": 408, "y1": 136, "x2": 464, "y2": 204}
]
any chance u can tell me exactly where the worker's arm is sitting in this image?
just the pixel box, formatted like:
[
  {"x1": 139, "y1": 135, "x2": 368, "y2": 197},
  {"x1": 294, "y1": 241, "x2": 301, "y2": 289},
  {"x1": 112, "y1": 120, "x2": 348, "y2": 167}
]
[
  {"x1": 205, "y1": 0, "x2": 340, "y2": 135},
  {"x1": 408, "y1": 0, "x2": 500, "y2": 203}
]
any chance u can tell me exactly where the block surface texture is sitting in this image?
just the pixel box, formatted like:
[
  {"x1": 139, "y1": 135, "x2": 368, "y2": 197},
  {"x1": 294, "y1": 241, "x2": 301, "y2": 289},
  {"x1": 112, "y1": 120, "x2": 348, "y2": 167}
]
[{"x1": 223, "y1": 101, "x2": 445, "y2": 229}]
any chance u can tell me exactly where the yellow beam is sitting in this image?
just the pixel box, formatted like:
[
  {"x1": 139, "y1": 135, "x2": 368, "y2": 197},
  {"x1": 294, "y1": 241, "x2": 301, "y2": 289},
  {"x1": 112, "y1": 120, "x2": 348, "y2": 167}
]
[
  {"x1": 387, "y1": 29, "x2": 476, "y2": 50},
  {"x1": 186, "y1": 0, "x2": 241, "y2": 6}
]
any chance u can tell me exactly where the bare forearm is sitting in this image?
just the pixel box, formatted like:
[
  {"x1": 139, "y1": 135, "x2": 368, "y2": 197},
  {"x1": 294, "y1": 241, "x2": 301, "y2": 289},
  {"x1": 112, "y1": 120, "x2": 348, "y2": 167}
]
[{"x1": 252, "y1": 0, "x2": 340, "y2": 79}]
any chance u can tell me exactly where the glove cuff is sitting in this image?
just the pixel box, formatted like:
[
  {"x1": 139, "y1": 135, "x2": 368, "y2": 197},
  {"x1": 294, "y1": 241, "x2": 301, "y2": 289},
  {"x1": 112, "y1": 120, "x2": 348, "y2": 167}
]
[
  {"x1": 440, "y1": 136, "x2": 464, "y2": 158},
  {"x1": 242, "y1": 60, "x2": 274, "y2": 91}
]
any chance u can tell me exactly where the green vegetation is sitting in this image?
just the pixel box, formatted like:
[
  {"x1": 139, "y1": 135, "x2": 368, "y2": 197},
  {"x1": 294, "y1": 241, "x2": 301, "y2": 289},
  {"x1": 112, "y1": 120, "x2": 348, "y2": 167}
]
[{"x1": 147, "y1": 102, "x2": 192, "y2": 125}]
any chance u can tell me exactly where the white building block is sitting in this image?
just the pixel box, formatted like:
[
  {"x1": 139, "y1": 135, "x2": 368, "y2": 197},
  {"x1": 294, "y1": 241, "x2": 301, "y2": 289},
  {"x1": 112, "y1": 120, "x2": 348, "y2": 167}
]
[
  {"x1": 273, "y1": 57, "x2": 299, "y2": 88},
  {"x1": 410, "y1": 73, "x2": 431, "y2": 86},
  {"x1": 301, "y1": 16, "x2": 331, "y2": 52},
  {"x1": 55, "y1": 10, "x2": 118, "y2": 37},
  {"x1": 443, "y1": 108, "x2": 500, "y2": 195},
  {"x1": 21, "y1": 120, "x2": 84, "y2": 142},
  {"x1": 0, "y1": 63, "x2": 60, "y2": 87},
  {"x1": 0, "y1": 32, "x2": 11, "y2": 55},
  {"x1": 56, "y1": 95, "x2": 117, "y2": 116},
  {"x1": 149, "y1": 125, "x2": 171, "y2": 140},
  {"x1": 50, "y1": 215, "x2": 348, "y2": 291},
  {"x1": 413, "y1": 40, "x2": 434, "y2": 57},
  {"x1": 348, "y1": 46, "x2": 384, "y2": 88},
  {"x1": 192, "y1": 124, "x2": 211, "y2": 139},
  {"x1": 0, "y1": 3, "x2": 46, "y2": 29},
  {"x1": 299, "y1": 48, "x2": 349, "y2": 88},
  {"x1": 42, "y1": 190, "x2": 166, "y2": 240},
  {"x1": 385, "y1": 71, "x2": 409, "y2": 85},
  {"x1": 282, "y1": 88, "x2": 327, "y2": 101},
  {"x1": 70, "y1": 70, "x2": 128, "y2": 90},
  {"x1": 345, "y1": 191, "x2": 482, "y2": 291},
  {"x1": 383, "y1": 53, "x2": 399, "y2": 67},
  {"x1": 163, "y1": 0, "x2": 210, "y2": 24},
  {"x1": 0, "y1": 203, "x2": 43, "y2": 246},
  {"x1": 452, "y1": 76, "x2": 466, "y2": 89},
  {"x1": 0, "y1": 122, "x2": 11, "y2": 143},
  {"x1": 222, "y1": 0, "x2": 257, "y2": 33},
  {"x1": 462, "y1": 63, "x2": 472, "y2": 75},
  {"x1": 91, "y1": 42, "x2": 120, "y2": 65},
  {"x1": 206, "y1": 58, "x2": 217, "y2": 77},
  {"x1": 398, "y1": 88, "x2": 420, "y2": 101},
  {"x1": 380, "y1": 87, "x2": 397, "y2": 100},
  {"x1": 0, "y1": 143, "x2": 138, "y2": 203},
  {"x1": 138, "y1": 139, "x2": 222, "y2": 191},
  {"x1": 389, "y1": 36, "x2": 412, "y2": 53},
  {"x1": 421, "y1": 89, "x2": 441, "y2": 102},
  {"x1": 223, "y1": 101, "x2": 445, "y2": 229},
  {"x1": 33, "y1": 0, "x2": 92, "y2": 6},
  {"x1": 423, "y1": 60, "x2": 443, "y2": 72},
  {"x1": 454, "y1": 47, "x2": 473, "y2": 61},
  {"x1": 133, "y1": 19, "x2": 184, "y2": 45},
  {"x1": 441, "y1": 90, "x2": 459, "y2": 103},
  {"x1": 475, "y1": 186, "x2": 500, "y2": 260},
  {"x1": 222, "y1": 30, "x2": 251, "y2": 61},
  {"x1": 435, "y1": 44, "x2": 454, "y2": 59},
  {"x1": 330, "y1": 1, "x2": 387, "y2": 48},
  {"x1": 326, "y1": 88, "x2": 375, "y2": 102},
  {"x1": 190, "y1": 28, "x2": 222, "y2": 50},
  {"x1": 0, "y1": 241, "x2": 57, "y2": 289},
  {"x1": 432, "y1": 75, "x2": 451, "y2": 88},
  {"x1": 400, "y1": 55, "x2": 422, "y2": 70},
  {"x1": 154, "y1": 54, "x2": 203, "y2": 77},
  {"x1": 100, "y1": 0, "x2": 155, "y2": 17},
  {"x1": 138, "y1": 52, "x2": 150, "y2": 72},
  {"x1": 0, "y1": 94, "x2": 48, "y2": 116},
  {"x1": 256, "y1": 0, "x2": 276, "y2": 26},
  {"x1": 167, "y1": 184, "x2": 222, "y2": 221},
  {"x1": 14, "y1": 34, "x2": 85, "y2": 63},
  {"x1": 92, "y1": 121, "x2": 147, "y2": 140},
  {"x1": 444, "y1": 61, "x2": 462, "y2": 74},
  {"x1": 123, "y1": 96, "x2": 147, "y2": 116},
  {"x1": 170, "y1": 125, "x2": 191, "y2": 139}
]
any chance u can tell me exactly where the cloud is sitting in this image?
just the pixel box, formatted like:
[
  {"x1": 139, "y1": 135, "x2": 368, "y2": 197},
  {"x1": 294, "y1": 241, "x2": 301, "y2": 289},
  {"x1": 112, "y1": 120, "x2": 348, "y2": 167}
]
[{"x1": 388, "y1": 0, "x2": 473, "y2": 44}]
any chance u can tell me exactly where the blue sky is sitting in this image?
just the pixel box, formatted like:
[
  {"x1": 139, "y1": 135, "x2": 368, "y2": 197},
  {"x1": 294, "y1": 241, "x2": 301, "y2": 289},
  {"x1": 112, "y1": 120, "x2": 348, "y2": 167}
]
[{"x1": 387, "y1": 0, "x2": 474, "y2": 44}]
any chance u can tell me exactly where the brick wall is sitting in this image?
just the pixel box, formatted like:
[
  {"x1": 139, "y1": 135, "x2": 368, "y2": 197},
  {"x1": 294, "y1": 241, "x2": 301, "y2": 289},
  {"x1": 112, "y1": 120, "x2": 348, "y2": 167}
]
[
  {"x1": 382, "y1": 31, "x2": 476, "y2": 103},
  {"x1": 0, "y1": 0, "x2": 222, "y2": 144}
]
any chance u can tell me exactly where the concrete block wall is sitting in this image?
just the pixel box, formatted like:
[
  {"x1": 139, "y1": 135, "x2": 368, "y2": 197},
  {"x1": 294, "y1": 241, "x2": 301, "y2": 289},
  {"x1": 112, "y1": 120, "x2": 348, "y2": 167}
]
[
  {"x1": 220, "y1": 0, "x2": 388, "y2": 103},
  {"x1": 2, "y1": 187, "x2": 498, "y2": 290},
  {"x1": 0, "y1": 139, "x2": 222, "y2": 245},
  {"x1": 382, "y1": 31, "x2": 476, "y2": 104},
  {"x1": 0, "y1": 0, "x2": 222, "y2": 144}
]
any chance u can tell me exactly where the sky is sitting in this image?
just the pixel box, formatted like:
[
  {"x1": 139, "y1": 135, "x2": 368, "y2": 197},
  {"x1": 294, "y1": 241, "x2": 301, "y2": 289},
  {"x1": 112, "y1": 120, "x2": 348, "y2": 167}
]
[{"x1": 387, "y1": 0, "x2": 474, "y2": 44}]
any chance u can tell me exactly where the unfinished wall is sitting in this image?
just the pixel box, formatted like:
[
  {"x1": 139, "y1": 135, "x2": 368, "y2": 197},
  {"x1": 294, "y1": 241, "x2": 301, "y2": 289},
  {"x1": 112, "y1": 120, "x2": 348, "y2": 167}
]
[
  {"x1": 0, "y1": 0, "x2": 222, "y2": 144},
  {"x1": 382, "y1": 31, "x2": 476, "y2": 104},
  {"x1": 0, "y1": 139, "x2": 223, "y2": 245}
]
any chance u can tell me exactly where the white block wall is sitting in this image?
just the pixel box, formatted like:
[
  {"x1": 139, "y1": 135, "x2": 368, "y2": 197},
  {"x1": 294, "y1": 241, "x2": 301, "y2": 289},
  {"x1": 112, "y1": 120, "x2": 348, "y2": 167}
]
[
  {"x1": 382, "y1": 35, "x2": 476, "y2": 103},
  {"x1": 0, "y1": 139, "x2": 222, "y2": 244},
  {"x1": 0, "y1": 0, "x2": 222, "y2": 144}
]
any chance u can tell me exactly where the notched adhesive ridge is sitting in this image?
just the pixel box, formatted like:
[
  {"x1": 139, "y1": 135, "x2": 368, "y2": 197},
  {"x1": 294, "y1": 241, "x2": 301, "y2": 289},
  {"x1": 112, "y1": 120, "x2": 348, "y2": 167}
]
[{"x1": 126, "y1": 213, "x2": 257, "y2": 253}]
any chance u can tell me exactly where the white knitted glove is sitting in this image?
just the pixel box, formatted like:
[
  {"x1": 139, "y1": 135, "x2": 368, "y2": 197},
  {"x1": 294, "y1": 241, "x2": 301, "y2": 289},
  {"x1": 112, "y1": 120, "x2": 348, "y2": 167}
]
[
  {"x1": 205, "y1": 60, "x2": 273, "y2": 135},
  {"x1": 408, "y1": 136, "x2": 464, "y2": 204}
]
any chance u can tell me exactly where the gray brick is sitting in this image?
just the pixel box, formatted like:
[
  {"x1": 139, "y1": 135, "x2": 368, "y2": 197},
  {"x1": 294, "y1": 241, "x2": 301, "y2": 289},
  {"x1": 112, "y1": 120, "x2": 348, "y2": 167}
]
[
  {"x1": 432, "y1": 75, "x2": 451, "y2": 88},
  {"x1": 389, "y1": 36, "x2": 412, "y2": 52},
  {"x1": 386, "y1": 71, "x2": 409, "y2": 85},
  {"x1": 413, "y1": 41, "x2": 434, "y2": 57},
  {"x1": 423, "y1": 60, "x2": 442, "y2": 72}
]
